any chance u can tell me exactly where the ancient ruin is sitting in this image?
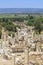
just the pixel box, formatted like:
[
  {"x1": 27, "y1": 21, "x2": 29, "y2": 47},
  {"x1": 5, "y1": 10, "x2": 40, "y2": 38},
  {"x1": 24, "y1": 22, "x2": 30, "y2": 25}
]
[{"x1": 0, "y1": 27, "x2": 43, "y2": 65}]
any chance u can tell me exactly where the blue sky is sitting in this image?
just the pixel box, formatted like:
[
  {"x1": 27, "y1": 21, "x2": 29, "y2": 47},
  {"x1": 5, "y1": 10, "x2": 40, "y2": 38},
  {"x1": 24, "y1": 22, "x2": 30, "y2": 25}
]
[{"x1": 0, "y1": 0, "x2": 43, "y2": 8}]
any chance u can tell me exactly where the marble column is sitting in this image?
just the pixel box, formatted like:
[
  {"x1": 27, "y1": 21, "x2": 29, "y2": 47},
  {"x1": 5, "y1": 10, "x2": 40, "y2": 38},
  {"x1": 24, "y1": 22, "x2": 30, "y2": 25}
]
[{"x1": 24, "y1": 47, "x2": 29, "y2": 65}]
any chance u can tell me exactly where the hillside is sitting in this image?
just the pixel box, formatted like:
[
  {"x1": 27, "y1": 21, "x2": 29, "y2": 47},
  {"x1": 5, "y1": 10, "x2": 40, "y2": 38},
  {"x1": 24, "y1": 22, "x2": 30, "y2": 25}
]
[{"x1": 0, "y1": 8, "x2": 43, "y2": 13}]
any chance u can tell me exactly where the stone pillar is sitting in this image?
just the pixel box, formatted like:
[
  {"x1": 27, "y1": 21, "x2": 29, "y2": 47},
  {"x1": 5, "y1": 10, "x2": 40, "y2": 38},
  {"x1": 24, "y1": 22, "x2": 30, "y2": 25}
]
[
  {"x1": 36, "y1": 43, "x2": 41, "y2": 52},
  {"x1": 12, "y1": 54, "x2": 15, "y2": 65},
  {"x1": 36, "y1": 43, "x2": 38, "y2": 52},
  {"x1": 24, "y1": 47, "x2": 29, "y2": 65},
  {"x1": 14, "y1": 54, "x2": 15, "y2": 65},
  {"x1": 0, "y1": 41, "x2": 2, "y2": 49}
]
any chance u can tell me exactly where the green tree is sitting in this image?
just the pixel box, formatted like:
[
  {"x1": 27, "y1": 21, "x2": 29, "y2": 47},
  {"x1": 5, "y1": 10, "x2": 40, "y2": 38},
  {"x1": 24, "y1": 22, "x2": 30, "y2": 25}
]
[
  {"x1": 0, "y1": 31, "x2": 2, "y2": 39},
  {"x1": 34, "y1": 18, "x2": 42, "y2": 34},
  {"x1": 26, "y1": 15, "x2": 34, "y2": 26}
]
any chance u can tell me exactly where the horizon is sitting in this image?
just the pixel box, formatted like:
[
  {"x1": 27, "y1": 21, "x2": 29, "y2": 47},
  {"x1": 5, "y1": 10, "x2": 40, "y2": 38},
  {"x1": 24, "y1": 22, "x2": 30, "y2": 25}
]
[{"x1": 0, "y1": 8, "x2": 43, "y2": 9}]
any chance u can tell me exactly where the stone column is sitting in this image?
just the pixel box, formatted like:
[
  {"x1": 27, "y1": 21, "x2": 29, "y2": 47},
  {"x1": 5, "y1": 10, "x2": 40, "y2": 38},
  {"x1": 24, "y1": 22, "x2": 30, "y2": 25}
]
[
  {"x1": 12, "y1": 54, "x2": 15, "y2": 65},
  {"x1": 36, "y1": 43, "x2": 38, "y2": 52},
  {"x1": 24, "y1": 47, "x2": 29, "y2": 65},
  {"x1": 14, "y1": 54, "x2": 15, "y2": 65}
]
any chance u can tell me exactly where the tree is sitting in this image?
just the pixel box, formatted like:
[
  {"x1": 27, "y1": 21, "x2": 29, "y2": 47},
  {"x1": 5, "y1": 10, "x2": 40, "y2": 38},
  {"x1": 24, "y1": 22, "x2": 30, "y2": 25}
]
[
  {"x1": 34, "y1": 18, "x2": 42, "y2": 34},
  {"x1": 0, "y1": 31, "x2": 2, "y2": 39},
  {"x1": 26, "y1": 15, "x2": 34, "y2": 26}
]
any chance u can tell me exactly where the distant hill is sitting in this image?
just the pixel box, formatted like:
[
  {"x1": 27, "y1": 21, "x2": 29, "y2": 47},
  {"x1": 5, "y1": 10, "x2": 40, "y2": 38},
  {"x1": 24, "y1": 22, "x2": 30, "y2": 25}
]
[{"x1": 0, "y1": 8, "x2": 43, "y2": 13}]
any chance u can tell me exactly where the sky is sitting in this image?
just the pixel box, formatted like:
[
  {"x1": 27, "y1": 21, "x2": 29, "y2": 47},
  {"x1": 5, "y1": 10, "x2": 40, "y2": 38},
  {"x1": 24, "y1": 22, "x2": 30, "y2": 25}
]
[{"x1": 0, "y1": 0, "x2": 43, "y2": 8}]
